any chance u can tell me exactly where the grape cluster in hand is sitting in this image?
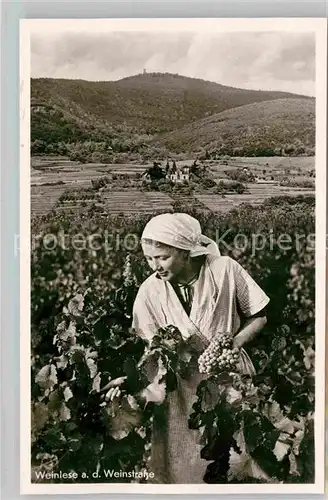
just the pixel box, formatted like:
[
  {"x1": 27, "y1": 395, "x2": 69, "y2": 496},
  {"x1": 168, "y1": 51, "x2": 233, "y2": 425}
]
[{"x1": 198, "y1": 334, "x2": 240, "y2": 375}]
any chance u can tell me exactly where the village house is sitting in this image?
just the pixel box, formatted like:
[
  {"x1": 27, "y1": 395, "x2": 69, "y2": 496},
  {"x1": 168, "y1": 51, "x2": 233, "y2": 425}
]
[{"x1": 166, "y1": 162, "x2": 190, "y2": 183}]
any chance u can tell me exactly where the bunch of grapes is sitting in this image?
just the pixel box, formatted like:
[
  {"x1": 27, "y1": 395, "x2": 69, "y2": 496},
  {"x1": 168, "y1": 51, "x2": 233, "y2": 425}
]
[{"x1": 198, "y1": 333, "x2": 240, "y2": 375}]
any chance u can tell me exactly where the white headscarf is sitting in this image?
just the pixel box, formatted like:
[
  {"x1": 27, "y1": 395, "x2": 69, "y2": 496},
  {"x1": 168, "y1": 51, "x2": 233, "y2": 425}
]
[{"x1": 141, "y1": 213, "x2": 221, "y2": 257}]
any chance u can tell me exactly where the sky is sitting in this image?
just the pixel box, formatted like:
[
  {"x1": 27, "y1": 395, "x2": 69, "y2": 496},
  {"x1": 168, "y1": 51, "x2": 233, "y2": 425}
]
[{"x1": 31, "y1": 29, "x2": 315, "y2": 96}]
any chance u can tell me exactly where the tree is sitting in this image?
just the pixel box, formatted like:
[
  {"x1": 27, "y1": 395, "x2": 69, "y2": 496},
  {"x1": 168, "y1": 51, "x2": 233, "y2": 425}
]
[
  {"x1": 284, "y1": 145, "x2": 295, "y2": 156},
  {"x1": 201, "y1": 178, "x2": 216, "y2": 189},
  {"x1": 31, "y1": 139, "x2": 47, "y2": 155},
  {"x1": 142, "y1": 165, "x2": 166, "y2": 181}
]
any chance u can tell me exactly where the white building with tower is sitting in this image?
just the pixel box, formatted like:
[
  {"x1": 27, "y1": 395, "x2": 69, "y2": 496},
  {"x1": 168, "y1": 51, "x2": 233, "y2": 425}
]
[{"x1": 166, "y1": 163, "x2": 190, "y2": 183}]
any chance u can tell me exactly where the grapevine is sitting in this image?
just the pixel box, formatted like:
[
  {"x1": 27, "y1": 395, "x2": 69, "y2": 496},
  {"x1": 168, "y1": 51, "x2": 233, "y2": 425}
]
[{"x1": 31, "y1": 199, "x2": 315, "y2": 484}]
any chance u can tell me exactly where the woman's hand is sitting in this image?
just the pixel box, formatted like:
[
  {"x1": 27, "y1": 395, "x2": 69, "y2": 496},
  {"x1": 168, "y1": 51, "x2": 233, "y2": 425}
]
[
  {"x1": 233, "y1": 315, "x2": 267, "y2": 349},
  {"x1": 100, "y1": 375, "x2": 127, "y2": 402},
  {"x1": 232, "y1": 336, "x2": 243, "y2": 349}
]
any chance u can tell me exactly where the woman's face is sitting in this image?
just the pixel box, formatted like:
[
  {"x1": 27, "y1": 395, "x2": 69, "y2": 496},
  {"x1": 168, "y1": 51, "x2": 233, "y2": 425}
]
[{"x1": 142, "y1": 241, "x2": 188, "y2": 281}]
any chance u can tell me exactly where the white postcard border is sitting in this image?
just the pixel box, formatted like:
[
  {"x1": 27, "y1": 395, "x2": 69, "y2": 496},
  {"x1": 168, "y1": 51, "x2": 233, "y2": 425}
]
[{"x1": 20, "y1": 18, "x2": 327, "y2": 495}]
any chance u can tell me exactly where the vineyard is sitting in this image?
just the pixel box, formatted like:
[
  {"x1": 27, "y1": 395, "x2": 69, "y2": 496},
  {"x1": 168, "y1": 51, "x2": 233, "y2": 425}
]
[
  {"x1": 31, "y1": 197, "x2": 316, "y2": 484},
  {"x1": 31, "y1": 156, "x2": 315, "y2": 217}
]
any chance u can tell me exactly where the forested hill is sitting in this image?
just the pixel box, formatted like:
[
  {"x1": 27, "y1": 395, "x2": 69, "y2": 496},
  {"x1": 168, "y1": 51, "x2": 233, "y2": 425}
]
[
  {"x1": 31, "y1": 72, "x2": 310, "y2": 145},
  {"x1": 152, "y1": 97, "x2": 315, "y2": 156}
]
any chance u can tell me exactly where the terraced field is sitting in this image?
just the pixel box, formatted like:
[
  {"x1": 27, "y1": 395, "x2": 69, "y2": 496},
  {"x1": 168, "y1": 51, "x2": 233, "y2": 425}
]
[
  {"x1": 32, "y1": 168, "x2": 98, "y2": 187},
  {"x1": 31, "y1": 185, "x2": 68, "y2": 216},
  {"x1": 196, "y1": 186, "x2": 315, "y2": 212},
  {"x1": 30, "y1": 156, "x2": 315, "y2": 217},
  {"x1": 53, "y1": 191, "x2": 175, "y2": 215},
  {"x1": 194, "y1": 195, "x2": 236, "y2": 212},
  {"x1": 245, "y1": 183, "x2": 314, "y2": 202},
  {"x1": 209, "y1": 156, "x2": 314, "y2": 181},
  {"x1": 225, "y1": 156, "x2": 314, "y2": 170},
  {"x1": 101, "y1": 191, "x2": 174, "y2": 214}
]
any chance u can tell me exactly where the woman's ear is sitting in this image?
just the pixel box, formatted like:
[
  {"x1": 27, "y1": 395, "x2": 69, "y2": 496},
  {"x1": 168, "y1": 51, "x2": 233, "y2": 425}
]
[{"x1": 184, "y1": 250, "x2": 192, "y2": 261}]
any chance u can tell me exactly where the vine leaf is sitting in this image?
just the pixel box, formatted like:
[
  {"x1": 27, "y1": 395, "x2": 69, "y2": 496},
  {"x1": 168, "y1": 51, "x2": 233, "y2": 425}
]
[
  {"x1": 274, "y1": 417, "x2": 295, "y2": 434},
  {"x1": 106, "y1": 396, "x2": 142, "y2": 440},
  {"x1": 68, "y1": 294, "x2": 84, "y2": 315},
  {"x1": 263, "y1": 401, "x2": 281, "y2": 421},
  {"x1": 54, "y1": 353, "x2": 68, "y2": 370},
  {"x1": 140, "y1": 357, "x2": 167, "y2": 405},
  {"x1": 196, "y1": 425, "x2": 208, "y2": 446},
  {"x1": 263, "y1": 401, "x2": 295, "y2": 434},
  {"x1": 60, "y1": 403, "x2": 71, "y2": 421},
  {"x1": 48, "y1": 389, "x2": 62, "y2": 411},
  {"x1": 92, "y1": 372, "x2": 101, "y2": 392},
  {"x1": 226, "y1": 386, "x2": 243, "y2": 406},
  {"x1": 63, "y1": 386, "x2": 73, "y2": 402},
  {"x1": 35, "y1": 364, "x2": 58, "y2": 390},
  {"x1": 273, "y1": 439, "x2": 290, "y2": 462},
  {"x1": 135, "y1": 426, "x2": 147, "y2": 439},
  {"x1": 228, "y1": 449, "x2": 270, "y2": 482},
  {"x1": 289, "y1": 451, "x2": 300, "y2": 476},
  {"x1": 34, "y1": 453, "x2": 59, "y2": 473},
  {"x1": 56, "y1": 320, "x2": 66, "y2": 337},
  {"x1": 31, "y1": 403, "x2": 49, "y2": 435},
  {"x1": 292, "y1": 429, "x2": 305, "y2": 456},
  {"x1": 303, "y1": 346, "x2": 315, "y2": 371},
  {"x1": 86, "y1": 358, "x2": 97, "y2": 379},
  {"x1": 107, "y1": 333, "x2": 127, "y2": 350},
  {"x1": 243, "y1": 384, "x2": 260, "y2": 406},
  {"x1": 200, "y1": 380, "x2": 223, "y2": 412},
  {"x1": 139, "y1": 351, "x2": 161, "y2": 383},
  {"x1": 242, "y1": 411, "x2": 263, "y2": 452},
  {"x1": 68, "y1": 438, "x2": 82, "y2": 452},
  {"x1": 177, "y1": 343, "x2": 194, "y2": 364},
  {"x1": 56, "y1": 320, "x2": 77, "y2": 343},
  {"x1": 233, "y1": 428, "x2": 246, "y2": 455}
]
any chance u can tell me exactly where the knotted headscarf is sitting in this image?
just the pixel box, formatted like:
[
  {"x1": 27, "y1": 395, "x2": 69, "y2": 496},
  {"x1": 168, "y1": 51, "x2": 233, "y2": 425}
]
[{"x1": 141, "y1": 213, "x2": 221, "y2": 257}]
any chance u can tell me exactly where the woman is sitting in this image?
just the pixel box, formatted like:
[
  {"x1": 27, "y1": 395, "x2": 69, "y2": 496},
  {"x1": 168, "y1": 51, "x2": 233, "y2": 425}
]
[{"x1": 110, "y1": 213, "x2": 269, "y2": 483}]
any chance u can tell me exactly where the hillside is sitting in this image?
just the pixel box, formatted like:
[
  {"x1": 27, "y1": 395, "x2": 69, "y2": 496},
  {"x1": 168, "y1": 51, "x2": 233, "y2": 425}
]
[
  {"x1": 152, "y1": 98, "x2": 315, "y2": 156},
  {"x1": 31, "y1": 73, "x2": 310, "y2": 147}
]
